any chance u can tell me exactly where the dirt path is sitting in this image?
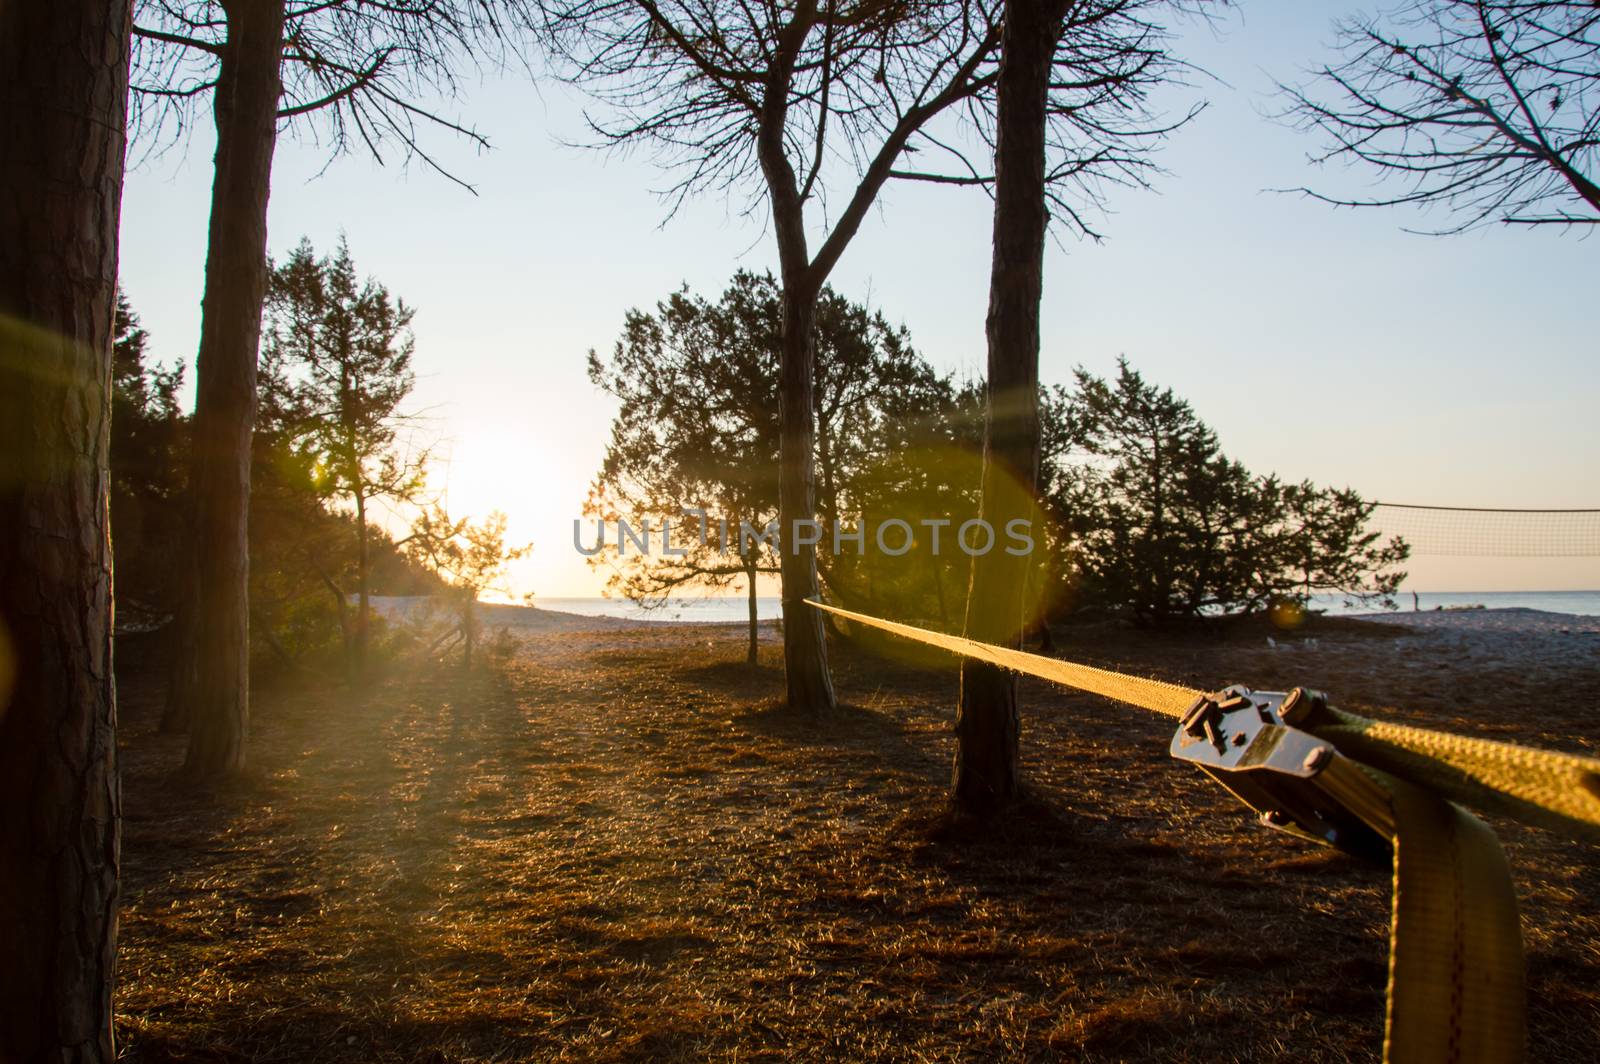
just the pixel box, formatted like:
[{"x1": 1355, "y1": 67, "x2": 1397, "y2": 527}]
[{"x1": 115, "y1": 610, "x2": 1600, "y2": 1062}]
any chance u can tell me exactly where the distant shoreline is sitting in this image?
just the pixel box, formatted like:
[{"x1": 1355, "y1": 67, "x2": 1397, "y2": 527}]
[
  {"x1": 523, "y1": 591, "x2": 1600, "y2": 624},
  {"x1": 378, "y1": 592, "x2": 1600, "y2": 631}
]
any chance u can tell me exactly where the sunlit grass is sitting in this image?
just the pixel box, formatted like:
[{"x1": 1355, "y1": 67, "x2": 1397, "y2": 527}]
[{"x1": 111, "y1": 612, "x2": 1600, "y2": 1062}]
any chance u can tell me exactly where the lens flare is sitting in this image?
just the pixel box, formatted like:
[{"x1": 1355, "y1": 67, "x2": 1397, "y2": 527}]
[
  {"x1": 1269, "y1": 600, "x2": 1305, "y2": 630},
  {"x1": 833, "y1": 443, "x2": 1059, "y2": 662}
]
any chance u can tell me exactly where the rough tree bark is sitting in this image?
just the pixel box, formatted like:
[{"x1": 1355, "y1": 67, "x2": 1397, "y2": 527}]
[
  {"x1": 0, "y1": 1, "x2": 131, "y2": 1058},
  {"x1": 772, "y1": 281, "x2": 837, "y2": 710},
  {"x1": 180, "y1": 0, "x2": 288, "y2": 777},
  {"x1": 757, "y1": 10, "x2": 836, "y2": 712},
  {"x1": 953, "y1": 0, "x2": 1070, "y2": 817}
]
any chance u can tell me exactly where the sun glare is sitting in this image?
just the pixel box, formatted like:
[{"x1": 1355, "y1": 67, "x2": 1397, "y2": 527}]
[{"x1": 439, "y1": 429, "x2": 594, "y2": 600}]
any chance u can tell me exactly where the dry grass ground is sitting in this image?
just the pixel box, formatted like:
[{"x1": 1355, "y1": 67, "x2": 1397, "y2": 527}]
[{"x1": 113, "y1": 608, "x2": 1600, "y2": 1062}]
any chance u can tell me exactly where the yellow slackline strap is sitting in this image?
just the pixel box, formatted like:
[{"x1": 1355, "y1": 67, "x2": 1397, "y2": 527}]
[
  {"x1": 808, "y1": 599, "x2": 1565, "y2": 1064},
  {"x1": 810, "y1": 599, "x2": 1600, "y2": 841},
  {"x1": 1316, "y1": 710, "x2": 1600, "y2": 844},
  {"x1": 1318, "y1": 759, "x2": 1528, "y2": 1062},
  {"x1": 1378, "y1": 770, "x2": 1527, "y2": 1064},
  {"x1": 810, "y1": 600, "x2": 1200, "y2": 718}
]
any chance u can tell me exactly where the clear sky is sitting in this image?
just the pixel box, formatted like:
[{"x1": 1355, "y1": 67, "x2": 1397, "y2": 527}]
[{"x1": 119, "y1": 3, "x2": 1598, "y2": 598}]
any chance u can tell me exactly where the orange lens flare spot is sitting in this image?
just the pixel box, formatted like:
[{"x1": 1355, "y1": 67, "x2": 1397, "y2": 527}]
[{"x1": 1269, "y1": 601, "x2": 1306, "y2": 630}]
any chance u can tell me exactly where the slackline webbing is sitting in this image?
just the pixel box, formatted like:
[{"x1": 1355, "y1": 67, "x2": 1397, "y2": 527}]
[
  {"x1": 811, "y1": 599, "x2": 1600, "y2": 842},
  {"x1": 810, "y1": 598, "x2": 1600, "y2": 1063},
  {"x1": 1376, "y1": 768, "x2": 1526, "y2": 1064},
  {"x1": 1318, "y1": 710, "x2": 1600, "y2": 844},
  {"x1": 811, "y1": 601, "x2": 1199, "y2": 718}
]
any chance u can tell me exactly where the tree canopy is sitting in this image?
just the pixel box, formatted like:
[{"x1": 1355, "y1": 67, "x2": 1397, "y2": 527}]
[
  {"x1": 261, "y1": 236, "x2": 430, "y2": 675},
  {"x1": 586, "y1": 282, "x2": 1406, "y2": 630},
  {"x1": 585, "y1": 271, "x2": 962, "y2": 656},
  {"x1": 111, "y1": 292, "x2": 189, "y2": 616},
  {"x1": 1055, "y1": 359, "x2": 1410, "y2": 620},
  {"x1": 542, "y1": 0, "x2": 1211, "y2": 710},
  {"x1": 113, "y1": 285, "x2": 453, "y2": 678}
]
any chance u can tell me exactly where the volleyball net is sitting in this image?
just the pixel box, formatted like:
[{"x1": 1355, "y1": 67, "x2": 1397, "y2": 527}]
[{"x1": 1370, "y1": 504, "x2": 1600, "y2": 557}]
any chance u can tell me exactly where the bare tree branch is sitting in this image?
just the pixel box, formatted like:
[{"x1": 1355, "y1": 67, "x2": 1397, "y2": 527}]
[
  {"x1": 1279, "y1": 0, "x2": 1600, "y2": 233},
  {"x1": 134, "y1": 23, "x2": 224, "y2": 55},
  {"x1": 131, "y1": 0, "x2": 532, "y2": 184}
]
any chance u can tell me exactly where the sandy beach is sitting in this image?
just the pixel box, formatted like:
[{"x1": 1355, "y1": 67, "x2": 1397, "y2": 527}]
[{"x1": 112, "y1": 607, "x2": 1599, "y2": 1061}]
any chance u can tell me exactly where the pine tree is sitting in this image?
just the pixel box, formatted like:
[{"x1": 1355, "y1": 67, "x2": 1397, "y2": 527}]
[{"x1": 263, "y1": 237, "x2": 425, "y2": 678}]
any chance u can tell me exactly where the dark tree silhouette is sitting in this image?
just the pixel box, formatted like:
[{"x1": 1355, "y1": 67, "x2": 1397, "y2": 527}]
[
  {"x1": 948, "y1": 0, "x2": 1205, "y2": 817},
  {"x1": 1058, "y1": 360, "x2": 1410, "y2": 619},
  {"x1": 0, "y1": 1, "x2": 130, "y2": 1057},
  {"x1": 542, "y1": 0, "x2": 1185, "y2": 711},
  {"x1": 542, "y1": 0, "x2": 1004, "y2": 711},
  {"x1": 953, "y1": 0, "x2": 1075, "y2": 817},
  {"x1": 585, "y1": 271, "x2": 945, "y2": 661},
  {"x1": 1071, "y1": 358, "x2": 1238, "y2": 622},
  {"x1": 111, "y1": 291, "x2": 189, "y2": 613},
  {"x1": 1283, "y1": 0, "x2": 1600, "y2": 231},
  {"x1": 840, "y1": 380, "x2": 987, "y2": 627},
  {"x1": 585, "y1": 274, "x2": 784, "y2": 663},
  {"x1": 133, "y1": 0, "x2": 522, "y2": 770},
  {"x1": 263, "y1": 237, "x2": 426, "y2": 679},
  {"x1": 98, "y1": 291, "x2": 445, "y2": 678},
  {"x1": 132, "y1": 1, "x2": 517, "y2": 185}
]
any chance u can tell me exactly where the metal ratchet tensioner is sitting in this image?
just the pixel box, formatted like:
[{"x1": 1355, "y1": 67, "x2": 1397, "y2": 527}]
[{"x1": 1170, "y1": 685, "x2": 1394, "y2": 865}]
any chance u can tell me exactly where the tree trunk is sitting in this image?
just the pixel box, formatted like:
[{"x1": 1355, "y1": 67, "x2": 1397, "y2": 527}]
[
  {"x1": 1150, "y1": 429, "x2": 1168, "y2": 616},
  {"x1": 180, "y1": 0, "x2": 287, "y2": 778},
  {"x1": 745, "y1": 552, "x2": 760, "y2": 665},
  {"x1": 354, "y1": 488, "x2": 370, "y2": 678},
  {"x1": 953, "y1": 0, "x2": 1068, "y2": 818},
  {"x1": 0, "y1": 1, "x2": 129, "y2": 1058},
  {"x1": 1034, "y1": 617, "x2": 1056, "y2": 653},
  {"x1": 756, "y1": 23, "x2": 837, "y2": 713},
  {"x1": 775, "y1": 283, "x2": 837, "y2": 711},
  {"x1": 462, "y1": 594, "x2": 476, "y2": 671},
  {"x1": 317, "y1": 564, "x2": 353, "y2": 661}
]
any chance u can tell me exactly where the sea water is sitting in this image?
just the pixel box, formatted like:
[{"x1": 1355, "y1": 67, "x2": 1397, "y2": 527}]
[
  {"x1": 535, "y1": 590, "x2": 1600, "y2": 622},
  {"x1": 1313, "y1": 590, "x2": 1600, "y2": 617},
  {"x1": 535, "y1": 596, "x2": 785, "y2": 623}
]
